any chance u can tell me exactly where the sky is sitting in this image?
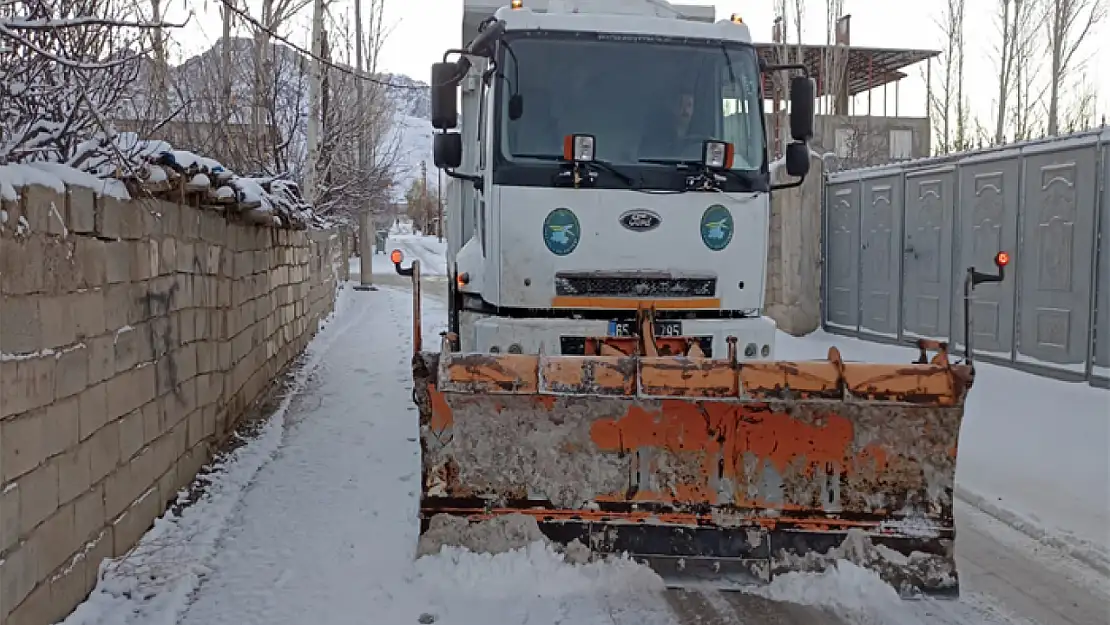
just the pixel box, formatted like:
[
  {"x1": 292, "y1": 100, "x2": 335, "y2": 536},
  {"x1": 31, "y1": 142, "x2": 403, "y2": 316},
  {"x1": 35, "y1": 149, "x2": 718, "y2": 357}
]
[{"x1": 165, "y1": 0, "x2": 1108, "y2": 135}]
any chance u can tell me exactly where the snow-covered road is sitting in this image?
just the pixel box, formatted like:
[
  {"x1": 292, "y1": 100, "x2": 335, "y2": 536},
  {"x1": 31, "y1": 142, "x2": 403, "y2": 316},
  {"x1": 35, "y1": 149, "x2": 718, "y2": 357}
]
[{"x1": 59, "y1": 242, "x2": 1109, "y2": 625}]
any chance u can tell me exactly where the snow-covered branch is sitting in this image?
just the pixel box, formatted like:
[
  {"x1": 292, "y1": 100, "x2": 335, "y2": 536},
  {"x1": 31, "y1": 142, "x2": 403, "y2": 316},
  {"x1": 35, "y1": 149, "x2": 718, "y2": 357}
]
[{"x1": 0, "y1": 0, "x2": 182, "y2": 165}]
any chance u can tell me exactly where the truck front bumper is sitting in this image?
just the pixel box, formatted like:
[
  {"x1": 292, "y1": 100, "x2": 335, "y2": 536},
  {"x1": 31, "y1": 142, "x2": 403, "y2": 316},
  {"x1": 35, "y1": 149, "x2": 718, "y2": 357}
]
[{"x1": 460, "y1": 313, "x2": 778, "y2": 360}]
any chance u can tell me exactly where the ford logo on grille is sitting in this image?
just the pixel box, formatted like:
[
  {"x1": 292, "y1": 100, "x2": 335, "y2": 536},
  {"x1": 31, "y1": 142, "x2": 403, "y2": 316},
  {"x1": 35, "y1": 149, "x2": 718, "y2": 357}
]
[{"x1": 618, "y1": 210, "x2": 662, "y2": 232}]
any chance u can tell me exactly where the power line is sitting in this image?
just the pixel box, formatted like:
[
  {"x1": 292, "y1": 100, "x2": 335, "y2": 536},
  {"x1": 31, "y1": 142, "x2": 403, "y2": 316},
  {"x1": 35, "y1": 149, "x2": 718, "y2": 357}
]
[{"x1": 216, "y1": 0, "x2": 424, "y2": 90}]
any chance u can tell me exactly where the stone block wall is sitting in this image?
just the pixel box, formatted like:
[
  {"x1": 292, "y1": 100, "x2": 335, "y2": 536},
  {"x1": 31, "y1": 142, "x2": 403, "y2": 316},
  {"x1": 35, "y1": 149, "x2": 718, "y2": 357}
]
[{"x1": 0, "y1": 182, "x2": 347, "y2": 625}]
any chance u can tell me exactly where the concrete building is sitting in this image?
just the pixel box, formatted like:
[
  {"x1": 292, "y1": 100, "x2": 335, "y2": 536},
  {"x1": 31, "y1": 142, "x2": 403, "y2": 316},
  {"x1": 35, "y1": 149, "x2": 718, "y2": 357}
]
[{"x1": 755, "y1": 15, "x2": 941, "y2": 170}]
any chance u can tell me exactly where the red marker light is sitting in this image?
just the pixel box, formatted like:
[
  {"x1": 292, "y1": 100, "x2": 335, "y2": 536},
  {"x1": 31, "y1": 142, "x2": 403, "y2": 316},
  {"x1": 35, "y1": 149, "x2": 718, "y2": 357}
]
[
  {"x1": 995, "y1": 251, "x2": 1010, "y2": 267},
  {"x1": 390, "y1": 249, "x2": 404, "y2": 264}
]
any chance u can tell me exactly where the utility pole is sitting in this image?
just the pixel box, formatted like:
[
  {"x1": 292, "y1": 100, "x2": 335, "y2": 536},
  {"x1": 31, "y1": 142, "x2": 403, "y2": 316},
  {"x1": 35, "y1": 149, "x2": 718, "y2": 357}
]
[
  {"x1": 304, "y1": 0, "x2": 325, "y2": 206},
  {"x1": 351, "y1": 0, "x2": 377, "y2": 292},
  {"x1": 354, "y1": 208, "x2": 377, "y2": 291},
  {"x1": 421, "y1": 160, "x2": 428, "y2": 233},
  {"x1": 354, "y1": 0, "x2": 366, "y2": 171},
  {"x1": 437, "y1": 169, "x2": 443, "y2": 242}
]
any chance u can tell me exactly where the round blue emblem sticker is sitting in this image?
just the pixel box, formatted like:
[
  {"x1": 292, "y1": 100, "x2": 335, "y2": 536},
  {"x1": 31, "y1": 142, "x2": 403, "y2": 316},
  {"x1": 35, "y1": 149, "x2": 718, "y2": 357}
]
[
  {"x1": 543, "y1": 208, "x2": 580, "y2": 256},
  {"x1": 700, "y1": 204, "x2": 734, "y2": 251}
]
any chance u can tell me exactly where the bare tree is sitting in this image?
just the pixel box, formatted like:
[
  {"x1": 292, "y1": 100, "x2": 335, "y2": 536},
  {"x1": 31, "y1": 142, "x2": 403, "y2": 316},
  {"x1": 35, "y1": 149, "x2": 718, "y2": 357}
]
[
  {"x1": 0, "y1": 0, "x2": 181, "y2": 166},
  {"x1": 769, "y1": 0, "x2": 805, "y2": 156},
  {"x1": 1058, "y1": 71, "x2": 1100, "y2": 132},
  {"x1": 928, "y1": 0, "x2": 968, "y2": 154},
  {"x1": 312, "y1": 6, "x2": 402, "y2": 222},
  {"x1": 404, "y1": 176, "x2": 438, "y2": 233},
  {"x1": 822, "y1": 0, "x2": 848, "y2": 117},
  {"x1": 247, "y1": 0, "x2": 313, "y2": 167},
  {"x1": 953, "y1": 0, "x2": 969, "y2": 149},
  {"x1": 1045, "y1": 0, "x2": 1105, "y2": 135},
  {"x1": 1011, "y1": 0, "x2": 1049, "y2": 141},
  {"x1": 992, "y1": 0, "x2": 1018, "y2": 143}
]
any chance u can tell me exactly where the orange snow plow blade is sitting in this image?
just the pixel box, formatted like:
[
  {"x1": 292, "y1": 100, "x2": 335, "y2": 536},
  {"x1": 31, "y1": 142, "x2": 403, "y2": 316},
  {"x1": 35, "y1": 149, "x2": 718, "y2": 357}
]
[
  {"x1": 411, "y1": 323, "x2": 973, "y2": 598},
  {"x1": 396, "y1": 254, "x2": 972, "y2": 598}
]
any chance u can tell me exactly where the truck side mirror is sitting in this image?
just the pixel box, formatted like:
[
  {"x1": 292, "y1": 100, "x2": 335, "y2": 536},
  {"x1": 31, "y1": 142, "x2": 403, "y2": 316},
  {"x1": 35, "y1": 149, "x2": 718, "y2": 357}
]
[
  {"x1": 784, "y1": 141, "x2": 810, "y2": 178},
  {"x1": 434, "y1": 133, "x2": 463, "y2": 169},
  {"x1": 467, "y1": 19, "x2": 505, "y2": 57},
  {"x1": 789, "y1": 76, "x2": 815, "y2": 142},
  {"x1": 431, "y1": 61, "x2": 460, "y2": 131}
]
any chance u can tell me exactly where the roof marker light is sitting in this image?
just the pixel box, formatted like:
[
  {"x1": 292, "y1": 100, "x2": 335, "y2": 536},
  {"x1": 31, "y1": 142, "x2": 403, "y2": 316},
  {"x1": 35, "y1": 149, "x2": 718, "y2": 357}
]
[
  {"x1": 511, "y1": 0, "x2": 523, "y2": 8},
  {"x1": 731, "y1": 14, "x2": 743, "y2": 23}
]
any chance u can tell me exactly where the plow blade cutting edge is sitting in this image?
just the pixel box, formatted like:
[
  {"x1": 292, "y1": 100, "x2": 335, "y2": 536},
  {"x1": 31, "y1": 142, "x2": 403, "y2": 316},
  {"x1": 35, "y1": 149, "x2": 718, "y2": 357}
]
[{"x1": 411, "y1": 327, "x2": 973, "y2": 599}]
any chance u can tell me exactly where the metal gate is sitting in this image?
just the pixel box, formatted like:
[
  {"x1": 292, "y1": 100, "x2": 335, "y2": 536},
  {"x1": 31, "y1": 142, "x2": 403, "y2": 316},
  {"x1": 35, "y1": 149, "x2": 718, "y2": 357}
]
[{"x1": 822, "y1": 128, "x2": 1109, "y2": 386}]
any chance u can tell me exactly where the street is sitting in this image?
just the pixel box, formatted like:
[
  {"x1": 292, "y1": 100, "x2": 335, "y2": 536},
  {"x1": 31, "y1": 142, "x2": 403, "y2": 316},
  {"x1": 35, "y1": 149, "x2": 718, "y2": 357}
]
[{"x1": 59, "y1": 245, "x2": 1109, "y2": 625}]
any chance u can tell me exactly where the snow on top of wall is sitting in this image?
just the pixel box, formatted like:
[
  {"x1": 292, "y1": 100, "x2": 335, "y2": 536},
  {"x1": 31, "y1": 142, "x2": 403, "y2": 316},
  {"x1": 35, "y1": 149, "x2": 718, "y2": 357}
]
[
  {"x1": 0, "y1": 162, "x2": 132, "y2": 202},
  {"x1": 0, "y1": 162, "x2": 127, "y2": 202},
  {"x1": 1, "y1": 131, "x2": 324, "y2": 231}
]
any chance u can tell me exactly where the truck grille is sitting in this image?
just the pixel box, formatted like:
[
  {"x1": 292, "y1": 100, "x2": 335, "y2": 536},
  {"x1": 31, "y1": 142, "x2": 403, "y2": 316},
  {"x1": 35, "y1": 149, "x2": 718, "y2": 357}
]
[{"x1": 555, "y1": 272, "x2": 716, "y2": 298}]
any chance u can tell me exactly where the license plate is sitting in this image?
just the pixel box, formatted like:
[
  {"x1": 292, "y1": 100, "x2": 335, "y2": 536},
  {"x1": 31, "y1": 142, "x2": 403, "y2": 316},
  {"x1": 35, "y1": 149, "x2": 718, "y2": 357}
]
[{"x1": 608, "y1": 320, "x2": 683, "y2": 337}]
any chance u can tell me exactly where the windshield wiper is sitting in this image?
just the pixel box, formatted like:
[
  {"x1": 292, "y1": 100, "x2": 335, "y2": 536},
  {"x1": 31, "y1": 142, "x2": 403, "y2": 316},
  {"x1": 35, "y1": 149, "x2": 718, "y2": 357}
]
[
  {"x1": 638, "y1": 157, "x2": 701, "y2": 168},
  {"x1": 643, "y1": 158, "x2": 763, "y2": 180},
  {"x1": 513, "y1": 153, "x2": 637, "y2": 187},
  {"x1": 638, "y1": 158, "x2": 765, "y2": 191}
]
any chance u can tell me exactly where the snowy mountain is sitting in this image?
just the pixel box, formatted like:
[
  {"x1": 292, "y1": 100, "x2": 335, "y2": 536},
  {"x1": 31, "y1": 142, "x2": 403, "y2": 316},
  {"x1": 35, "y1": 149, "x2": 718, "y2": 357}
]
[{"x1": 380, "y1": 74, "x2": 434, "y2": 202}]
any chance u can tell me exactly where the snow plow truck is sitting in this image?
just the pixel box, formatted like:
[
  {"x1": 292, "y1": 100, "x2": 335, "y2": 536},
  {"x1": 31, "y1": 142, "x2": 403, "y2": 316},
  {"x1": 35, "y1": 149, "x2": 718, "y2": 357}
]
[{"x1": 392, "y1": 0, "x2": 1009, "y2": 598}]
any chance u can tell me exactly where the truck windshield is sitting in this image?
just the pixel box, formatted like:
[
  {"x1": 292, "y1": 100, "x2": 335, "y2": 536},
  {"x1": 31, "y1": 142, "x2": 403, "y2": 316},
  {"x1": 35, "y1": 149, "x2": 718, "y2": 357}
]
[{"x1": 497, "y1": 32, "x2": 764, "y2": 173}]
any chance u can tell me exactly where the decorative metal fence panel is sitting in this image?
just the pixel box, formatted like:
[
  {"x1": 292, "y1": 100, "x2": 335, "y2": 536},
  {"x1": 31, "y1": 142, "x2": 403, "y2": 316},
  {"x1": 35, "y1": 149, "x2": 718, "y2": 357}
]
[{"x1": 822, "y1": 129, "x2": 1109, "y2": 387}]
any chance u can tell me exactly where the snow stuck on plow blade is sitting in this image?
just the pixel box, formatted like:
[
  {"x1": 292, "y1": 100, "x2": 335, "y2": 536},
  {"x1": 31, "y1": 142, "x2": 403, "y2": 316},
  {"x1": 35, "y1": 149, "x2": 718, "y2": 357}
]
[{"x1": 411, "y1": 337, "x2": 972, "y2": 598}]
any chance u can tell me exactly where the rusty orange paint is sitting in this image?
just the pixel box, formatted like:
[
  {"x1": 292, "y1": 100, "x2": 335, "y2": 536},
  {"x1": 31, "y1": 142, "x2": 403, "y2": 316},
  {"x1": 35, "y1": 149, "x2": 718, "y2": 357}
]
[
  {"x1": 740, "y1": 361, "x2": 841, "y2": 396},
  {"x1": 416, "y1": 335, "x2": 968, "y2": 526},
  {"x1": 587, "y1": 401, "x2": 864, "y2": 507},
  {"x1": 540, "y1": 356, "x2": 635, "y2": 395},
  {"x1": 432, "y1": 347, "x2": 970, "y2": 404},
  {"x1": 440, "y1": 353, "x2": 538, "y2": 394},
  {"x1": 841, "y1": 363, "x2": 967, "y2": 404},
  {"x1": 428, "y1": 384, "x2": 453, "y2": 433},
  {"x1": 639, "y1": 357, "x2": 737, "y2": 397},
  {"x1": 591, "y1": 401, "x2": 853, "y2": 473},
  {"x1": 551, "y1": 296, "x2": 721, "y2": 310}
]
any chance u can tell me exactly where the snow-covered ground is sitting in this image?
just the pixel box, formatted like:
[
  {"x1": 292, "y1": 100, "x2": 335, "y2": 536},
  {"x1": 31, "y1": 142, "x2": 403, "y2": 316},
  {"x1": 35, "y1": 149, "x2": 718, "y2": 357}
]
[
  {"x1": 364, "y1": 220, "x2": 449, "y2": 277},
  {"x1": 56, "y1": 233, "x2": 1108, "y2": 625},
  {"x1": 58, "y1": 284, "x2": 680, "y2": 625}
]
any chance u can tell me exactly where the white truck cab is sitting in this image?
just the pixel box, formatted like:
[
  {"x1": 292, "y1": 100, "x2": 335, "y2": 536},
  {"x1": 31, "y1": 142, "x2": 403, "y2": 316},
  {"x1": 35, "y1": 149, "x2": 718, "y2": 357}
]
[{"x1": 422, "y1": 0, "x2": 815, "y2": 359}]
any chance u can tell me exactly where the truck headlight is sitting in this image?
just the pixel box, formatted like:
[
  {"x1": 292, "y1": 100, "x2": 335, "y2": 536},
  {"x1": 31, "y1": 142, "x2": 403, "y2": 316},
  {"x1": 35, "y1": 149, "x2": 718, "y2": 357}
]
[
  {"x1": 702, "y1": 140, "x2": 734, "y2": 170},
  {"x1": 563, "y1": 134, "x2": 595, "y2": 162}
]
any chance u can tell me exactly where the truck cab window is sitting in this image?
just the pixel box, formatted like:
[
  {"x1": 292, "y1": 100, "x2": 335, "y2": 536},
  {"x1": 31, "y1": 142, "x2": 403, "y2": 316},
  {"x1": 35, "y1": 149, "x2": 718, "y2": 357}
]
[{"x1": 497, "y1": 33, "x2": 763, "y2": 174}]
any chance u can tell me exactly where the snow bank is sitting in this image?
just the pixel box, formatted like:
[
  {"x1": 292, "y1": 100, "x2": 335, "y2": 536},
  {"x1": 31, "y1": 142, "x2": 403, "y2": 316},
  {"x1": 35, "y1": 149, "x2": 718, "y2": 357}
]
[
  {"x1": 385, "y1": 541, "x2": 669, "y2": 625},
  {"x1": 58, "y1": 287, "x2": 355, "y2": 625},
  {"x1": 413, "y1": 541, "x2": 664, "y2": 599},
  {"x1": 755, "y1": 559, "x2": 905, "y2": 616},
  {"x1": 776, "y1": 330, "x2": 1110, "y2": 572},
  {"x1": 417, "y1": 513, "x2": 547, "y2": 557}
]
